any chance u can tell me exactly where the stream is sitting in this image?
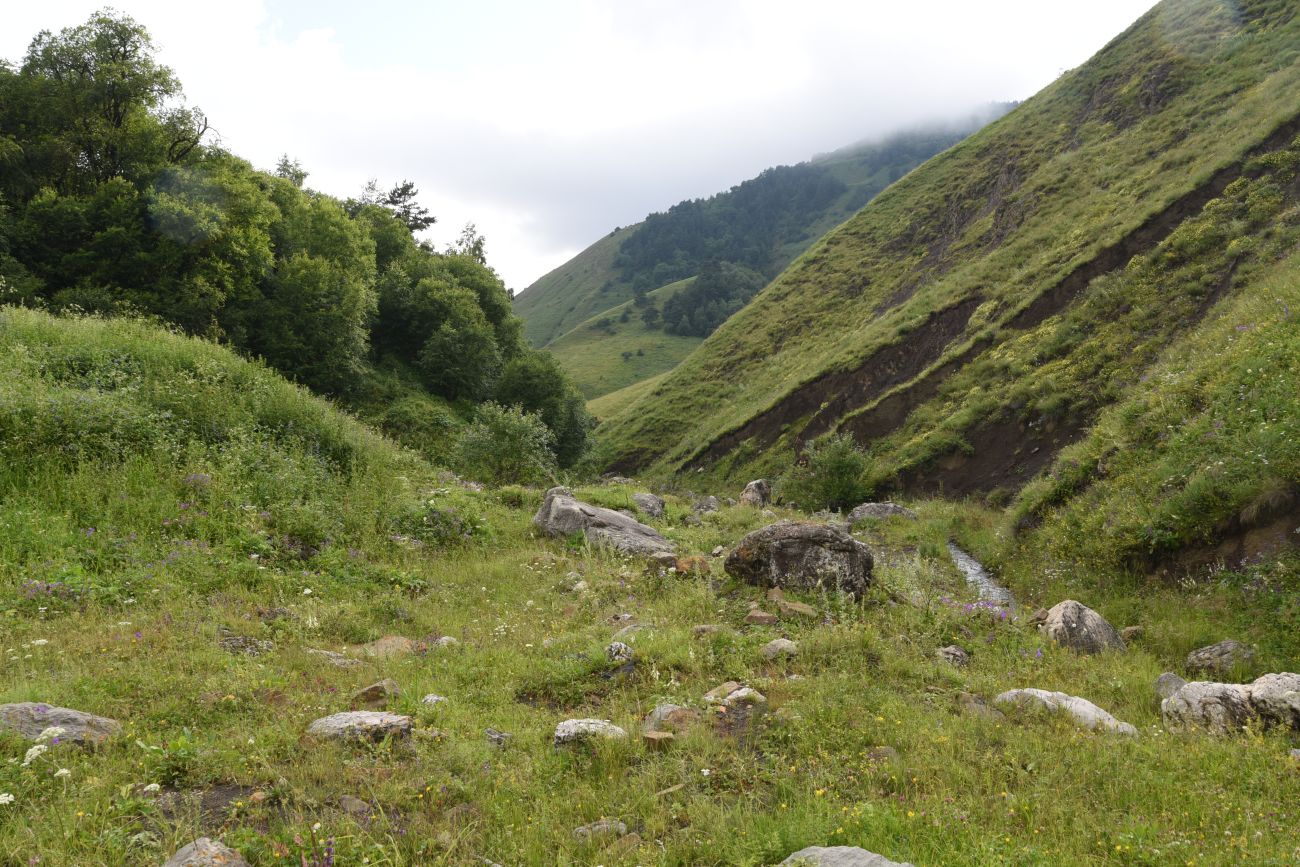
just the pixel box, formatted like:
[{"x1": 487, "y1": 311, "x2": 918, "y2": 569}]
[{"x1": 947, "y1": 542, "x2": 1015, "y2": 607}]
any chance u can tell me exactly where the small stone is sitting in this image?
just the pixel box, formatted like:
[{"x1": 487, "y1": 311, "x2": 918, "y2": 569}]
[
  {"x1": 359, "y1": 636, "x2": 418, "y2": 658},
  {"x1": 256, "y1": 606, "x2": 293, "y2": 623},
  {"x1": 163, "y1": 838, "x2": 250, "y2": 867},
  {"x1": 937, "y1": 645, "x2": 970, "y2": 667},
  {"x1": 712, "y1": 546, "x2": 725, "y2": 557},
  {"x1": 339, "y1": 795, "x2": 371, "y2": 818},
  {"x1": 1290, "y1": 748, "x2": 1300, "y2": 762},
  {"x1": 779, "y1": 845, "x2": 914, "y2": 866},
  {"x1": 1155, "y1": 672, "x2": 1187, "y2": 701},
  {"x1": 778, "y1": 599, "x2": 818, "y2": 620},
  {"x1": 485, "y1": 727, "x2": 512, "y2": 747},
  {"x1": 570, "y1": 580, "x2": 590, "y2": 593},
  {"x1": 306, "y1": 648, "x2": 362, "y2": 669},
  {"x1": 421, "y1": 694, "x2": 448, "y2": 707},
  {"x1": 1120, "y1": 626, "x2": 1144, "y2": 642},
  {"x1": 606, "y1": 641, "x2": 634, "y2": 663},
  {"x1": 644, "y1": 704, "x2": 700, "y2": 733},
  {"x1": 218, "y1": 635, "x2": 273, "y2": 657},
  {"x1": 632, "y1": 493, "x2": 665, "y2": 518},
  {"x1": 351, "y1": 679, "x2": 399, "y2": 709},
  {"x1": 306, "y1": 711, "x2": 412, "y2": 742},
  {"x1": 865, "y1": 746, "x2": 901, "y2": 763},
  {"x1": 745, "y1": 610, "x2": 778, "y2": 626},
  {"x1": 643, "y1": 730, "x2": 675, "y2": 750},
  {"x1": 703, "y1": 681, "x2": 742, "y2": 702},
  {"x1": 553, "y1": 718, "x2": 628, "y2": 746},
  {"x1": 722, "y1": 687, "x2": 767, "y2": 708},
  {"x1": 1186, "y1": 639, "x2": 1255, "y2": 676},
  {"x1": 573, "y1": 818, "x2": 628, "y2": 841},
  {"x1": 0, "y1": 703, "x2": 121, "y2": 745},
  {"x1": 762, "y1": 638, "x2": 799, "y2": 660},
  {"x1": 433, "y1": 636, "x2": 459, "y2": 648},
  {"x1": 247, "y1": 791, "x2": 268, "y2": 805}
]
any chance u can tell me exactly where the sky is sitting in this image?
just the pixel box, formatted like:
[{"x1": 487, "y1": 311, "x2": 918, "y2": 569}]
[{"x1": 2, "y1": 0, "x2": 1158, "y2": 291}]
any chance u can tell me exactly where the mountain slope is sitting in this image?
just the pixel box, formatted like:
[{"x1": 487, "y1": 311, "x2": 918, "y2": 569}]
[{"x1": 597, "y1": 0, "x2": 1300, "y2": 545}]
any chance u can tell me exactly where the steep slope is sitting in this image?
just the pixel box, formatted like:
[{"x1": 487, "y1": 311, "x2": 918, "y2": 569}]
[
  {"x1": 514, "y1": 115, "x2": 1004, "y2": 349},
  {"x1": 598, "y1": 0, "x2": 1300, "y2": 528}
]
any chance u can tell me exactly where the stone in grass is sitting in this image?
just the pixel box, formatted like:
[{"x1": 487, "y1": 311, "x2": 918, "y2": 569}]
[
  {"x1": 739, "y1": 479, "x2": 771, "y2": 508},
  {"x1": 574, "y1": 818, "x2": 628, "y2": 842},
  {"x1": 339, "y1": 795, "x2": 372, "y2": 818},
  {"x1": 778, "y1": 599, "x2": 818, "y2": 620},
  {"x1": 762, "y1": 638, "x2": 799, "y2": 661},
  {"x1": 1155, "y1": 672, "x2": 1187, "y2": 701},
  {"x1": 957, "y1": 692, "x2": 1006, "y2": 723},
  {"x1": 605, "y1": 641, "x2": 634, "y2": 663},
  {"x1": 306, "y1": 711, "x2": 412, "y2": 742},
  {"x1": 721, "y1": 687, "x2": 767, "y2": 709},
  {"x1": 1040, "y1": 600, "x2": 1125, "y2": 655},
  {"x1": 359, "y1": 636, "x2": 419, "y2": 659},
  {"x1": 692, "y1": 624, "x2": 725, "y2": 636},
  {"x1": 162, "y1": 838, "x2": 250, "y2": 867},
  {"x1": 643, "y1": 731, "x2": 675, "y2": 750},
  {"x1": 937, "y1": 645, "x2": 970, "y2": 667},
  {"x1": 703, "y1": 681, "x2": 742, "y2": 702},
  {"x1": 745, "y1": 610, "x2": 778, "y2": 626},
  {"x1": 553, "y1": 718, "x2": 628, "y2": 746},
  {"x1": 486, "y1": 727, "x2": 513, "y2": 747},
  {"x1": 533, "y1": 487, "x2": 675, "y2": 558},
  {"x1": 644, "y1": 704, "x2": 700, "y2": 734},
  {"x1": 1120, "y1": 626, "x2": 1144, "y2": 643},
  {"x1": 726, "y1": 521, "x2": 873, "y2": 597},
  {"x1": 995, "y1": 688, "x2": 1136, "y2": 736},
  {"x1": 632, "y1": 493, "x2": 665, "y2": 518},
  {"x1": 1291, "y1": 748, "x2": 1300, "y2": 762},
  {"x1": 1186, "y1": 639, "x2": 1255, "y2": 676},
  {"x1": 218, "y1": 635, "x2": 273, "y2": 657},
  {"x1": 306, "y1": 648, "x2": 362, "y2": 669},
  {"x1": 780, "y1": 845, "x2": 914, "y2": 866},
  {"x1": 351, "y1": 679, "x2": 399, "y2": 709},
  {"x1": 421, "y1": 694, "x2": 448, "y2": 707},
  {"x1": 0, "y1": 703, "x2": 121, "y2": 745},
  {"x1": 1162, "y1": 672, "x2": 1300, "y2": 734}
]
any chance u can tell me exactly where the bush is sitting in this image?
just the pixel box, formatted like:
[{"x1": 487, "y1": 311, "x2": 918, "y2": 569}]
[
  {"x1": 779, "y1": 433, "x2": 869, "y2": 511},
  {"x1": 456, "y1": 402, "x2": 556, "y2": 486}
]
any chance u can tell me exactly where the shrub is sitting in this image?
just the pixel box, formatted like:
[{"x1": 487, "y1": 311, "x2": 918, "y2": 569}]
[
  {"x1": 455, "y1": 402, "x2": 556, "y2": 486},
  {"x1": 779, "y1": 433, "x2": 869, "y2": 511}
]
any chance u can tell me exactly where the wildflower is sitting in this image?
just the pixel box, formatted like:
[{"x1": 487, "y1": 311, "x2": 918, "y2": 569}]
[
  {"x1": 30, "y1": 639, "x2": 49, "y2": 646},
  {"x1": 22, "y1": 744, "x2": 48, "y2": 766},
  {"x1": 36, "y1": 726, "x2": 66, "y2": 743},
  {"x1": 53, "y1": 768, "x2": 71, "y2": 779},
  {"x1": 142, "y1": 783, "x2": 161, "y2": 795},
  {"x1": 700, "y1": 768, "x2": 711, "y2": 776},
  {"x1": 0, "y1": 793, "x2": 14, "y2": 805},
  {"x1": 302, "y1": 588, "x2": 313, "y2": 596}
]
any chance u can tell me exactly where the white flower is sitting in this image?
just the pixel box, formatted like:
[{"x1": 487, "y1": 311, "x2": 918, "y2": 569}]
[
  {"x1": 36, "y1": 726, "x2": 67, "y2": 743},
  {"x1": 53, "y1": 768, "x2": 71, "y2": 779},
  {"x1": 30, "y1": 639, "x2": 49, "y2": 646},
  {"x1": 302, "y1": 588, "x2": 312, "y2": 595},
  {"x1": 142, "y1": 783, "x2": 161, "y2": 795},
  {"x1": 701, "y1": 768, "x2": 711, "y2": 776},
  {"x1": 311, "y1": 822, "x2": 322, "y2": 832},
  {"x1": 0, "y1": 793, "x2": 14, "y2": 805},
  {"x1": 21, "y1": 744, "x2": 48, "y2": 766}
]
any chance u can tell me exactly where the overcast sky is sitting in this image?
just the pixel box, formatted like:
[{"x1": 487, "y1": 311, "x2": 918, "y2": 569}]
[{"x1": 3, "y1": 1, "x2": 1156, "y2": 290}]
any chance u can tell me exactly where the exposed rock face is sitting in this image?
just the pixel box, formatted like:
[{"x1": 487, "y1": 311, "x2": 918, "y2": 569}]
[
  {"x1": 553, "y1": 718, "x2": 628, "y2": 746},
  {"x1": 739, "y1": 479, "x2": 771, "y2": 508},
  {"x1": 162, "y1": 838, "x2": 249, "y2": 867},
  {"x1": 1155, "y1": 672, "x2": 1187, "y2": 701},
  {"x1": 847, "y1": 502, "x2": 918, "y2": 523},
  {"x1": 0, "y1": 702, "x2": 121, "y2": 745},
  {"x1": 937, "y1": 645, "x2": 970, "y2": 667},
  {"x1": 306, "y1": 711, "x2": 412, "y2": 742},
  {"x1": 533, "y1": 487, "x2": 675, "y2": 557},
  {"x1": 1186, "y1": 639, "x2": 1255, "y2": 675},
  {"x1": 779, "y1": 845, "x2": 914, "y2": 866},
  {"x1": 994, "y1": 688, "x2": 1137, "y2": 735},
  {"x1": 632, "y1": 493, "x2": 665, "y2": 518},
  {"x1": 1040, "y1": 600, "x2": 1125, "y2": 655},
  {"x1": 725, "y1": 521, "x2": 873, "y2": 597}
]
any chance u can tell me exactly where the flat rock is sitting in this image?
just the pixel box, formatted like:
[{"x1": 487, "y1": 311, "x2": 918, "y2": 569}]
[
  {"x1": 573, "y1": 818, "x2": 627, "y2": 841},
  {"x1": 0, "y1": 702, "x2": 121, "y2": 745},
  {"x1": 762, "y1": 638, "x2": 799, "y2": 660},
  {"x1": 643, "y1": 730, "x2": 675, "y2": 750},
  {"x1": 359, "y1": 635, "x2": 419, "y2": 659},
  {"x1": 533, "y1": 487, "x2": 674, "y2": 557},
  {"x1": 847, "y1": 502, "x2": 918, "y2": 523},
  {"x1": 1186, "y1": 639, "x2": 1254, "y2": 675},
  {"x1": 307, "y1": 648, "x2": 362, "y2": 669},
  {"x1": 553, "y1": 718, "x2": 628, "y2": 746},
  {"x1": 351, "y1": 679, "x2": 399, "y2": 709},
  {"x1": 632, "y1": 493, "x2": 664, "y2": 518},
  {"x1": 162, "y1": 838, "x2": 249, "y2": 867},
  {"x1": 306, "y1": 711, "x2": 412, "y2": 742},
  {"x1": 937, "y1": 645, "x2": 970, "y2": 667},
  {"x1": 778, "y1": 599, "x2": 818, "y2": 620},
  {"x1": 745, "y1": 609, "x2": 778, "y2": 626},
  {"x1": 1040, "y1": 600, "x2": 1125, "y2": 654},
  {"x1": 725, "y1": 521, "x2": 873, "y2": 597},
  {"x1": 703, "y1": 681, "x2": 742, "y2": 702},
  {"x1": 780, "y1": 845, "x2": 914, "y2": 866},
  {"x1": 644, "y1": 704, "x2": 699, "y2": 733},
  {"x1": 739, "y1": 479, "x2": 771, "y2": 508},
  {"x1": 995, "y1": 688, "x2": 1136, "y2": 735},
  {"x1": 1155, "y1": 672, "x2": 1187, "y2": 701}
]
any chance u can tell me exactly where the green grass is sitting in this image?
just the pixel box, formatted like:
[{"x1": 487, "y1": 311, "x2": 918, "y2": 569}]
[
  {"x1": 545, "y1": 278, "x2": 702, "y2": 400},
  {"x1": 588, "y1": 370, "x2": 673, "y2": 421},
  {"x1": 513, "y1": 228, "x2": 633, "y2": 348}
]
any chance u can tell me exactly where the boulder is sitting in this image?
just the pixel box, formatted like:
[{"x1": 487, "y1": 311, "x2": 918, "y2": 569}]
[
  {"x1": 533, "y1": 487, "x2": 674, "y2": 557},
  {"x1": 553, "y1": 718, "x2": 628, "y2": 746},
  {"x1": 1040, "y1": 600, "x2": 1125, "y2": 654},
  {"x1": 739, "y1": 479, "x2": 771, "y2": 508},
  {"x1": 0, "y1": 703, "x2": 121, "y2": 745},
  {"x1": 632, "y1": 493, "x2": 665, "y2": 518},
  {"x1": 306, "y1": 711, "x2": 412, "y2": 742},
  {"x1": 994, "y1": 688, "x2": 1136, "y2": 735},
  {"x1": 780, "y1": 846, "x2": 914, "y2": 866},
  {"x1": 1161, "y1": 682, "x2": 1254, "y2": 734},
  {"x1": 1186, "y1": 639, "x2": 1254, "y2": 676},
  {"x1": 1244, "y1": 672, "x2": 1300, "y2": 730},
  {"x1": 762, "y1": 638, "x2": 799, "y2": 660},
  {"x1": 937, "y1": 645, "x2": 970, "y2": 667},
  {"x1": 847, "y1": 502, "x2": 918, "y2": 523},
  {"x1": 162, "y1": 838, "x2": 249, "y2": 867},
  {"x1": 725, "y1": 521, "x2": 873, "y2": 597},
  {"x1": 1155, "y1": 672, "x2": 1187, "y2": 701},
  {"x1": 693, "y1": 495, "x2": 721, "y2": 513}
]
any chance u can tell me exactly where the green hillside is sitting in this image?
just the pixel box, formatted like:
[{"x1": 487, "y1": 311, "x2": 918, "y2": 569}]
[
  {"x1": 598, "y1": 0, "x2": 1300, "y2": 574},
  {"x1": 587, "y1": 369, "x2": 672, "y2": 420},
  {"x1": 513, "y1": 115, "x2": 1004, "y2": 349}
]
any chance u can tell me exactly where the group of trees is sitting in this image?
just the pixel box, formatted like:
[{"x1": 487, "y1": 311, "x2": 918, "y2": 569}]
[
  {"x1": 0, "y1": 9, "x2": 589, "y2": 469},
  {"x1": 659, "y1": 261, "x2": 765, "y2": 337}
]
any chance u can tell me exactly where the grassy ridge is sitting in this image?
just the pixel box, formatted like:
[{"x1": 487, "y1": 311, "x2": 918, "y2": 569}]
[{"x1": 512, "y1": 228, "x2": 632, "y2": 349}]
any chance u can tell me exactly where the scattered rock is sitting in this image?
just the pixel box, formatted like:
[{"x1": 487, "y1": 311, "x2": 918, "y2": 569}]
[
  {"x1": 359, "y1": 635, "x2": 419, "y2": 659},
  {"x1": 533, "y1": 487, "x2": 675, "y2": 558},
  {"x1": 605, "y1": 476, "x2": 635, "y2": 486},
  {"x1": 339, "y1": 795, "x2": 371, "y2": 818},
  {"x1": 937, "y1": 645, "x2": 970, "y2": 667},
  {"x1": 306, "y1": 711, "x2": 412, "y2": 742},
  {"x1": 351, "y1": 679, "x2": 399, "y2": 709},
  {"x1": 1161, "y1": 681, "x2": 1254, "y2": 734},
  {"x1": 693, "y1": 495, "x2": 720, "y2": 513},
  {"x1": 692, "y1": 624, "x2": 724, "y2": 636},
  {"x1": 683, "y1": 513, "x2": 703, "y2": 527},
  {"x1": 573, "y1": 818, "x2": 627, "y2": 842},
  {"x1": 605, "y1": 641, "x2": 634, "y2": 663},
  {"x1": 725, "y1": 521, "x2": 873, "y2": 597},
  {"x1": 433, "y1": 636, "x2": 459, "y2": 649},
  {"x1": 0, "y1": 702, "x2": 121, "y2": 745},
  {"x1": 1040, "y1": 600, "x2": 1125, "y2": 655},
  {"x1": 218, "y1": 635, "x2": 273, "y2": 657},
  {"x1": 1186, "y1": 639, "x2": 1255, "y2": 676},
  {"x1": 957, "y1": 692, "x2": 1006, "y2": 722},
  {"x1": 779, "y1": 845, "x2": 914, "y2": 866},
  {"x1": 162, "y1": 838, "x2": 250, "y2": 867},
  {"x1": 307, "y1": 648, "x2": 362, "y2": 669},
  {"x1": 703, "y1": 681, "x2": 742, "y2": 702},
  {"x1": 632, "y1": 493, "x2": 665, "y2": 518},
  {"x1": 256, "y1": 606, "x2": 293, "y2": 623},
  {"x1": 485, "y1": 727, "x2": 512, "y2": 747},
  {"x1": 1027, "y1": 607, "x2": 1049, "y2": 626},
  {"x1": 643, "y1": 730, "x2": 675, "y2": 750},
  {"x1": 1155, "y1": 672, "x2": 1187, "y2": 701},
  {"x1": 649, "y1": 550, "x2": 679, "y2": 570},
  {"x1": 721, "y1": 687, "x2": 767, "y2": 709},
  {"x1": 612, "y1": 623, "x2": 646, "y2": 641},
  {"x1": 761, "y1": 509, "x2": 777, "y2": 518},
  {"x1": 777, "y1": 599, "x2": 818, "y2": 620},
  {"x1": 739, "y1": 479, "x2": 771, "y2": 508},
  {"x1": 762, "y1": 638, "x2": 799, "y2": 660},
  {"x1": 847, "y1": 502, "x2": 918, "y2": 523},
  {"x1": 421, "y1": 694, "x2": 448, "y2": 707},
  {"x1": 712, "y1": 545, "x2": 726, "y2": 557},
  {"x1": 1120, "y1": 626, "x2": 1144, "y2": 643},
  {"x1": 745, "y1": 609, "x2": 779, "y2": 626},
  {"x1": 553, "y1": 718, "x2": 628, "y2": 746},
  {"x1": 644, "y1": 704, "x2": 700, "y2": 733},
  {"x1": 995, "y1": 688, "x2": 1136, "y2": 735},
  {"x1": 1244, "y1": 672, "x2": 1300, "y2": 730}
]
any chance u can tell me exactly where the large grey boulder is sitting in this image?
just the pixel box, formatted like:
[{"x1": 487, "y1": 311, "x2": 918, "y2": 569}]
[
  {"x1": 1247, "y1": 672, "x2": 1300, "y2": 729},
  {"x1": 724, "y1": 521, "x2": 873, "y2": 597},
  {"x1": 306, "y1": 711, "x2": 412, "y2": 742},
  {"x1": 631, "y1": 493, "x2": 665, "y2": 518},
  {"x1": 533, "y1": 487, "x2": 674, "y2": 557},
  {"x1": 1186, "y1": 639, "x2": 1254, "y2": 676},
  {"x1": 780, "y1": 846, "x2": 914, "y2": 866},
  {"x1": 162, "y1": 838, "x2": 249, "y2": 867},
  {"x1": 0, "y1": 702, "x2": 121, "y2": 745},
  {"x1": 847, "y1": 502, "x2": 917, "y2": 523},
  {"x1": 739, "y1": 479, "x2": 771, "y2": 508},
  {"x1": 995, "y1": 688, "x2": 1137, "y2": 735},
  {"x1": 1161, "y1": 673, "x2": 1299, "y2": 734},
  {"x1": 1040, "y1": 600, "x2": 1125, "y2": 654}
]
